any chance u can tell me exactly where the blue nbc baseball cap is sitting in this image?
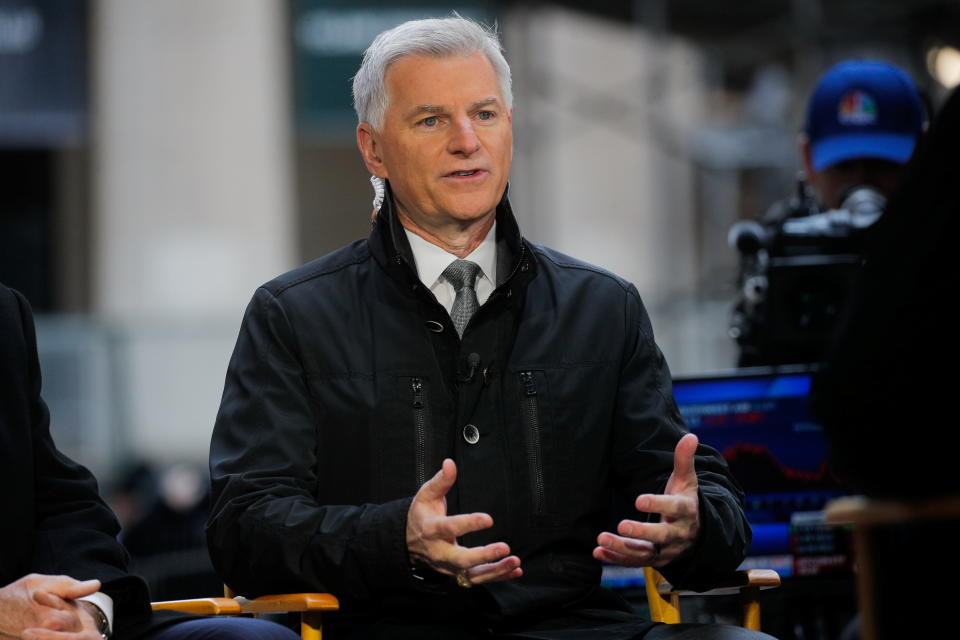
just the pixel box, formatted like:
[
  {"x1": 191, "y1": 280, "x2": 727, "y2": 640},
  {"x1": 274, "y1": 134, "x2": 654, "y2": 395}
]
[{"x1": 805, "y1": 60, "x2": 926, "y2": 171}]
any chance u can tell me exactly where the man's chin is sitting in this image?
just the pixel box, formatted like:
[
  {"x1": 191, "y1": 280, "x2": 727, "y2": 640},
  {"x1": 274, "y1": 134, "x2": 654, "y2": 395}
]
[
  {"x1": 442, "y1": 196, "x2": 501, "y2": 223},
  {"x1": 447, "y1": 207, "x2": 498, "y2": 225}
]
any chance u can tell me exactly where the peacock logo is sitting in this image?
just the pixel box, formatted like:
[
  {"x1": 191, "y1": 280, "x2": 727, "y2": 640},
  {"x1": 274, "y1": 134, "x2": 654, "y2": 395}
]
[{"x1": 838, "y1": 90, "x2": 878, "y2": 125}]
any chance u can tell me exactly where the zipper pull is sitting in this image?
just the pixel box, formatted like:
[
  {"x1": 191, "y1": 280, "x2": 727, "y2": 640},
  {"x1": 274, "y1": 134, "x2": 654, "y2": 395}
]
[
  {"x1": 412, "y1": 378, "x2": 424, "y2": 408},
  {"x1": 463, "y1": 352, "x2": 481, "y2": 383},
  {"x1": 520, "y1": 371, "x2": 537, "y2": 396}
]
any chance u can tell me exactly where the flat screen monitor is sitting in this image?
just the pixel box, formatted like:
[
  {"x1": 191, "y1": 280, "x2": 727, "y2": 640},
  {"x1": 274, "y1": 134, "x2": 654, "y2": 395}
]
[{"x1": 601, "y1": 367, "x2": 851, "y2": 589}]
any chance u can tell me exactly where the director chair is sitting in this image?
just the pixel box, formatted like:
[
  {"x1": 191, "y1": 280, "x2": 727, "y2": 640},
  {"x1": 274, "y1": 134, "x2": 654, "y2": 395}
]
[
  {"x1": 644, "y1": 567, "x2": 781, "y2": 631},
  {"x1": 152, "y1": 568, "x2": 779, "y2": 637},
  {"x1": 152, "y1": 588, "x2": 339, "y2": 640}
]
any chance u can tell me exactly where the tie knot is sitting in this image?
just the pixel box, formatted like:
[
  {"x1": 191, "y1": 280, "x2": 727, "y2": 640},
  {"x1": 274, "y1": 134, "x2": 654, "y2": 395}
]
[{"x1": 442, "y1": 259, "x2": 481, "y2": 292}]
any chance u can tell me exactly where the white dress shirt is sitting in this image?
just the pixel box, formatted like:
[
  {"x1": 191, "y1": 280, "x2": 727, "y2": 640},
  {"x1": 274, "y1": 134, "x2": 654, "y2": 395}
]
[{"x1": 403, "y1": 221, "x2": 497, "y2": 315}]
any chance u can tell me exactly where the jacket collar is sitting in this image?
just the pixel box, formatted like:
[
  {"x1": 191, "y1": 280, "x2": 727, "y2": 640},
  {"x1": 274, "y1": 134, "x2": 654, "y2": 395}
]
[{"x1": 370, "y1": 181, "x2": 532, "y2": 290}]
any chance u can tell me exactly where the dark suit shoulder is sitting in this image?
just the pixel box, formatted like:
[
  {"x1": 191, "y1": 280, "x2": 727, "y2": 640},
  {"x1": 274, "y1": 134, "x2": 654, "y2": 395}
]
[
  {"x1": 260, "y1": 239, "x2": 371, "y2": 298},
  {"x1": 0, "y1": 285, "x2": 33, "y2": 377},
  {"x1": 530, "y1": 243, "x2": 633, "y2": 292},
  {"x1": 0, "y1": 283, "x2": 28, "y2": 336}
]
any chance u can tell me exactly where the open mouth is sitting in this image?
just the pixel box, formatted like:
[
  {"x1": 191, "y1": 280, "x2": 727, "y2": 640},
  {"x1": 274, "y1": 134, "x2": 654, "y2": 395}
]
[{"x1": 448, "y1": 169, "x2": 484, "y2": 177}]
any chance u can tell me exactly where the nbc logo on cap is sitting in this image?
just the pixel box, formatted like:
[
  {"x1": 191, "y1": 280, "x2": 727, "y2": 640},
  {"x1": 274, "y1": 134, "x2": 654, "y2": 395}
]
[
  {"x1": 838, "y1": 90, "x2": 878, "y2": 125},
  {"x1": 805, "y1": 60, "x2": 925, "y2": 171}
]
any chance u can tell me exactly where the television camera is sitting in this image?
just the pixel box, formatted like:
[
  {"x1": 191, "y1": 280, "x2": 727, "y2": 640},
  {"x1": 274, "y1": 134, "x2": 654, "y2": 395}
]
[{"x1": 729, "y1": 182, "x2": 886, "y2": 367}]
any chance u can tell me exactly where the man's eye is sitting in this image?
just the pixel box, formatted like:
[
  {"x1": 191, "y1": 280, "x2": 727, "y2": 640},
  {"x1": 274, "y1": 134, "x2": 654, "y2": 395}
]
[
  {"x1": 477, "y1": 111, "x2": 494, "y2": 121},
  {"x1": 421, "y1": 116, "x2": 438, "y2": 127}
]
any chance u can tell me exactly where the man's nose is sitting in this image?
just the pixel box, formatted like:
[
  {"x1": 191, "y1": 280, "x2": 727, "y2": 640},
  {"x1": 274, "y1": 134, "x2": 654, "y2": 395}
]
[{"x1": 448, "y1": 118, "x2": 481, "y2": 156}]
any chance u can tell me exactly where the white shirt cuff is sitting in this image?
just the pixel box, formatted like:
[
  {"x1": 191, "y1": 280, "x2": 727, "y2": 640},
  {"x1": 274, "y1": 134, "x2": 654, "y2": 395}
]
[{"x1": 79, "y1": 591, "x2": 114, "y2": 634}]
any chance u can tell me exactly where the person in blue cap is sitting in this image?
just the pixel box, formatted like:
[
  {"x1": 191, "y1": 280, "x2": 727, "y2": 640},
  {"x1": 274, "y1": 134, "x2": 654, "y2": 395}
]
[
  {"x1": 799, "y1": 59, "x2": 927, "y2": 210},
  {"x1": 729, "y1": 59, "x2": 927, "y2": 367}
]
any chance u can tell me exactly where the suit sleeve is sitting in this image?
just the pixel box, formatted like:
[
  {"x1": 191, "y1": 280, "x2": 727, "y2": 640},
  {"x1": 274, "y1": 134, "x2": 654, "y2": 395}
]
[
  {"x1": 206, "y1": 286, "x2": 418, "y2": 600},
  {"x1": 12, "y1": 289, "x2": 153, "y2": 624},
  {"x1": 611, "y1": 284, "x2": 751, "y2": 591}
]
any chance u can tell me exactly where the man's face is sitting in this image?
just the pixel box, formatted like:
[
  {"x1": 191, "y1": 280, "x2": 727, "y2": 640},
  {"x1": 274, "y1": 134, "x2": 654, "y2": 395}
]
[
  {"x1": 800, "y1": 140, "x2": 905, "y2": 209},
  {"x1": 358, "y1": 52, "x2": 513, "y2": 230}
]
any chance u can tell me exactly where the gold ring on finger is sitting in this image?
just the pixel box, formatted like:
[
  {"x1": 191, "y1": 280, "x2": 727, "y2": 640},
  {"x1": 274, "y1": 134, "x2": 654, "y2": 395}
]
[{"x1": 455, "y1": 570, "x2": 473, "y2": 588}]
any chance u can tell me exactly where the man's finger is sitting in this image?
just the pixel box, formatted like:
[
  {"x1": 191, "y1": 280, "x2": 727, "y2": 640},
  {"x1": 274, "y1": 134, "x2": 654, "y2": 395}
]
[
  {"x1": 23, "y1": 630, "x2": 94, "y2": 640},
  {"x1": 616, "y1": 520, "x2": 672, "y2": 544},
  {"x1": 672, "y1": 433, "x2": 699, "y2": 483},
  {"x1": 465, "y1": 555, "x2": 523, "y2": 585},
  {"x1": 442, "y1": 542, "x2": 511, "y2": 570},
  {"x1": 431, "y1": 512, "x2": 494, "y2": 539},
  {"x1": 39, "y1": 577, "x2": 101, "y2": 601},
  {"x1": 634, "y1": 494, "x2": 697, "y2": 520},
  {"x1": 23, "y1": 607, "x2": 81, "y2": 633},
  {"x1": 32, "y1": 589, "x2": 71, "y2": 610},
  {"x1": 596, "y1": 532, "x2": 658, "y2": 558},
  {"x1": 592, "y1": 545, "x2": 648, "y2": 568},
  {"x1": 417, "y1": 459, "x2": 458, "y2": 501}
]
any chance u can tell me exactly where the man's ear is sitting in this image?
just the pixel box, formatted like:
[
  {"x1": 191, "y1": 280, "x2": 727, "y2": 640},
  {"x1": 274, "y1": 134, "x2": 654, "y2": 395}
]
[{"x1": 357, "y1": 123, "x2": 387, "y2": 178}]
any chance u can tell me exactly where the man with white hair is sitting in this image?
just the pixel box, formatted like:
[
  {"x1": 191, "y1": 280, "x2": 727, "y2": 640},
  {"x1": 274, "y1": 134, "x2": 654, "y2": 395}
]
[{"x1": 208, "y1": 16, "x2": 770, "y2": 640}]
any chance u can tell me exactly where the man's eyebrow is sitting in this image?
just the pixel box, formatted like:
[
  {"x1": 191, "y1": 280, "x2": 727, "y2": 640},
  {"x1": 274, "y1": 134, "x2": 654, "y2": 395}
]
[
  {"x1": 405, "y1": 97, "x2": 502, "y2": 119},
  {"x1": 407, "y1": 104, "x2": 445, "y2": 118},
  {"x1": 471, "y1": 97, "x2": 500, "y2": 110}
]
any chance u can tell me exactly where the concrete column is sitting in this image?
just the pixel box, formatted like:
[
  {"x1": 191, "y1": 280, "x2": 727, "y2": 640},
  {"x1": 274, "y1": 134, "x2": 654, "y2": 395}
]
[
  {"x1": 91, "y1": 0, "x2": 294, "y2": 464},
  {"x1": 93, "y1": 0, "x2": 294, "y2": 317}
]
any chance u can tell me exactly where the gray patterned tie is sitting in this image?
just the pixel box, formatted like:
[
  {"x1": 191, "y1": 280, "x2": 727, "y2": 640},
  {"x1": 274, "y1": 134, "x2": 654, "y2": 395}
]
[{"x1": 442, "y1": 259, "x2": 481, "y2": 338}]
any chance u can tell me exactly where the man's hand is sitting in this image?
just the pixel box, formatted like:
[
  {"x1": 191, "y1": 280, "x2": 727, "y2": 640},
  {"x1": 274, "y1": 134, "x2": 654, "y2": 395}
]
[
  {"x1": 594, "y1": 433, "x2": 702, "y2": 568},
  {"x1": 0, "y1": 574, "x2": 102, "y2": 639},
  {"x1": 406, "y1": 458, "x2": 522, "y2": 585}
]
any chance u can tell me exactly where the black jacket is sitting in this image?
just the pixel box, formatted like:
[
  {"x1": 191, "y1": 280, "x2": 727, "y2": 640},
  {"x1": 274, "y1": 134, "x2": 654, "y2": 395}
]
[
  {"x1": 0, "y1": 285, "x2": 192, "y2": 638},
  {"x1": 207, "y1": 194, "x2": 750, "y2": 627}
]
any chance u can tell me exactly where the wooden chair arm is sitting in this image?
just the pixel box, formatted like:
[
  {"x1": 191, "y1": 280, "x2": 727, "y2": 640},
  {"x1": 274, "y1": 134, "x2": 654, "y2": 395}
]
[
  {"x1": 825, "y1": 494, "x2": 960, "y2": 527},
  {"x1": 151, "y1": 597, "x2": 242, "y2": 615},
  {"x1": 234, "y1": 593, "x2": 340, "y2": 614},
  {"x1": 659, "y1": 569, "x2": 781, "y2": 597}
]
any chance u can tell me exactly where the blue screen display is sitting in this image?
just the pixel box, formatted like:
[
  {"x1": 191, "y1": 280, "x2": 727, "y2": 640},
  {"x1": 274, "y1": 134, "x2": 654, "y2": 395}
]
[
  {"x1": 602, "y1": 369, "x2": 850, "y2": 587},
  {"x1": 675, "y1": 371, "x2": 845, "y2": 569}
]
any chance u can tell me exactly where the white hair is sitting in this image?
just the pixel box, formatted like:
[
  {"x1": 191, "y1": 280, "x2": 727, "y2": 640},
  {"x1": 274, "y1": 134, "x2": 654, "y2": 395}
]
[{"x1": 352, "y1": 15, "x2": 513, "y2": 130}]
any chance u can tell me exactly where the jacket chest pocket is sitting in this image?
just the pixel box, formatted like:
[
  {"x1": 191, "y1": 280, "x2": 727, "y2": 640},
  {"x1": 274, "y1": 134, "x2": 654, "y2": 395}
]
[
  {"x1": 514, "y1": 370, "x2": 567, "y2": 525},
  {"x1": 377, "y1": 375, "x2": 445, "y2": 499},
  {"x1": 409, "y1": 376, "x2": 433, "y2": 489},
  {"x1": 511, "y1": 365, "x2": 617, "y2": 528},
  {"x1": 518, "y1": 371, "x2": 547, "y2": 515},
  {"x1": 304, "y1": 373, "x2": 442, "y2": 502}
]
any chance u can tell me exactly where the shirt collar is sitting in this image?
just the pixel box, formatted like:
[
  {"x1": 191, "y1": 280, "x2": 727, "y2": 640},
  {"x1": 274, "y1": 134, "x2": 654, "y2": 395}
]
[{"x1": 404, "y1": 221, "x2": 498, "y2": 289}]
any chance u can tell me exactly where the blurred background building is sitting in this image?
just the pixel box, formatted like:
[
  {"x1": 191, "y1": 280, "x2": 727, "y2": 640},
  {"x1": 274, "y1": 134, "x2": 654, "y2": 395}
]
[{"x1": 2, "y1": 0, "x2": 959, "y2": 631}]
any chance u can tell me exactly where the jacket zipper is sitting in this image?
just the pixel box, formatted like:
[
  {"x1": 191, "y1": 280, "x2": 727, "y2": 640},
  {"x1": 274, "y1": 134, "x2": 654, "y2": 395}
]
[
  {"x1": 412, "y1": 378, "x2": 428, "y2": 487},
  {"x1": 519, "y1": 371, "x2": 545, "y2": 514}
]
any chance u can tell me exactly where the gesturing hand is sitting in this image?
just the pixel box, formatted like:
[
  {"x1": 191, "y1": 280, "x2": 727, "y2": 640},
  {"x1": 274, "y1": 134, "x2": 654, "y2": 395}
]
[
  {"x1": 0, "y1": 573, "x2": 102, "y2": 639},
  {"x1": 406, "y1": 458, "x2": 522, "y2": 586},
  {"x1": 594, "y1": 433, "x2": 702, "y2": 568}
]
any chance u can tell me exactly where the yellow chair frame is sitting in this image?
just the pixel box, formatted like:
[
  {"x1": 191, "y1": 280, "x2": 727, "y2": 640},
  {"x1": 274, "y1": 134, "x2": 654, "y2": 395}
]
[
  {"x1": 152, "y1": 591, "x2": 339, "y2": 640},
  {"x1": 152, "y1": 569, "x2": 779, "y2": 637},
  {"x1": 644, "y1": 567, "x2": 781, "y2": 631}
]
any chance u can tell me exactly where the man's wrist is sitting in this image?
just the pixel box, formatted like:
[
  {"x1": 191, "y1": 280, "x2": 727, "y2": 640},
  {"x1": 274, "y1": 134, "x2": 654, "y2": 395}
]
[
  {"x1": 407, "y1": 554, "x2": 449, "y2": 585},
  {"x1": 78, "y1": 600, "x2": 111, "y2": 639}
]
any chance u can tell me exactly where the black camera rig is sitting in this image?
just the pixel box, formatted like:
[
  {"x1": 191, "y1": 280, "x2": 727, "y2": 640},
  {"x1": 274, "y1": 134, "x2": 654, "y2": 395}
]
[{"x1": 729, "y1": 181, "x2": 885, "y2": 367}]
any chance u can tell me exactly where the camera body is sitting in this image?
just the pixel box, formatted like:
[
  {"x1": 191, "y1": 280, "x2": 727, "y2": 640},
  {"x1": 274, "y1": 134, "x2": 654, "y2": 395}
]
[{"x1": 729, "y1": 182, "x2": 885, "y2": 367}]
